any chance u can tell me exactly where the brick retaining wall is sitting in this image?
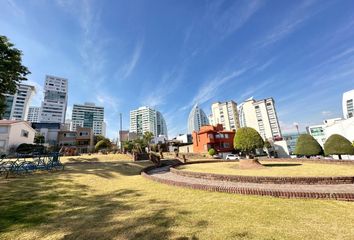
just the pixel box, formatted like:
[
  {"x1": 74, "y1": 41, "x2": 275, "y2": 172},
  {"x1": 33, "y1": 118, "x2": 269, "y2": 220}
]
[
  {"x1": 141, "y1": 171, "x2": 354, "y2": 201},
  {"x1": 170, "y1": 168, "x2": 354, "y2": 185}
]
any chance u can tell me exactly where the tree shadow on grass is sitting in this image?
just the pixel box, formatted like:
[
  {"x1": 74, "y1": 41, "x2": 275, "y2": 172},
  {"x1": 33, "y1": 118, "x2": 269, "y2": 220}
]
[
  {"x1": 263, "y1": 163, "x2": 302, "y2": 167},
  {"x1": 0, "y1": 167, "x2": 206, "y2": 240}
]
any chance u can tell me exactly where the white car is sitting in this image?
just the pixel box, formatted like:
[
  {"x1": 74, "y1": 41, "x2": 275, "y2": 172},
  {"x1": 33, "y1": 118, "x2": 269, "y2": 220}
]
[{"x1": 225, "y1": 154, "x2": 240, "y2": 160}]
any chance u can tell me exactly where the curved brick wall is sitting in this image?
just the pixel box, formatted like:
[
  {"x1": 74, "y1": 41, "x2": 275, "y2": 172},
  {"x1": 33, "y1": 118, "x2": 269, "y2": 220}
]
[
  {"x1": 141, "y1": 171, "x2": 354, "y2": 201},
  {"x1": 170, "y1": 168, "x2": 354, "y2": 185}
]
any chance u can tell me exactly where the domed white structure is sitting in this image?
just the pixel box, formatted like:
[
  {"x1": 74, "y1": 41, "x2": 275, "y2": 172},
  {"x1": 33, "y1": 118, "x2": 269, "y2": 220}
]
[{"x1": 188, "y1": 104, "x2": 209, "y2": 133}]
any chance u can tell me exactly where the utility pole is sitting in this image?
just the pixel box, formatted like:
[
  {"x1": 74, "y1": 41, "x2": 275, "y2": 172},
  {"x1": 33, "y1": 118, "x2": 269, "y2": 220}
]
[{"x1": 119, "y1": 113, "x2": 122, "y2": 152}]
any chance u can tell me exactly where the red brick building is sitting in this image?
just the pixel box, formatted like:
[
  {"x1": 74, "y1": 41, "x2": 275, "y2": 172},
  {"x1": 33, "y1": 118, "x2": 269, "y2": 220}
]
[{"x1": 192, "y1": 124, "x2": 235, "y2": 155}]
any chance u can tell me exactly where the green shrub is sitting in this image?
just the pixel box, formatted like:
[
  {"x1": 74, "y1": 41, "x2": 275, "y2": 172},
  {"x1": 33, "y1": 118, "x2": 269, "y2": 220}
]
[
  {"x1": 208, "y1": 148, "x2": 216, "y2": 156},
  {"x1": 324, "y1": 134, "x2": 354, "y2": 159},
  {"x1": 294, "y1": 134, "x2": 323, "y2": 157},
  {"x1": 95, "y1": 139, "x2": 111, "y2": 152},
  {"x1": 16, "y1": 143, "x2": 45, "y2": 154},
  {"x1": 234, "y1": 127, "x2": 264, "y2": 158},
  {"x1": 264, "y1": 140, "x2": 271, "y2": 149}
]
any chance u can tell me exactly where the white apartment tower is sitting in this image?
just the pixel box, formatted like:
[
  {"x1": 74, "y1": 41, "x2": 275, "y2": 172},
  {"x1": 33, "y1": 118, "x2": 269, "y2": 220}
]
[
  {"x1": 210, "y1": 101, "x2": 240, "y2": 131},
  {"x1": 187, "y1": 104, "x2": 209, "y2": 133},
  {"x1": 71, "y1": 103, "x2": 105, "y2": 136},
  {"x1": 40, "y1": 75, "x2": 68, "y2": 123},
  {"x1": 130, "y1": 106, "x2": 168, "y2": 137},
  {"x1": 343, "y1": 89, "x2": 354, "y2": 119},
  {"x1": 238, "y1": 97, "x2": 282, "y2": 140},
  {"x1": 27, "y1": 106, "x2": 41, "y2": 122},
  {"x1": 3, "y1": 84, "x2": 35, "y2": 120}
]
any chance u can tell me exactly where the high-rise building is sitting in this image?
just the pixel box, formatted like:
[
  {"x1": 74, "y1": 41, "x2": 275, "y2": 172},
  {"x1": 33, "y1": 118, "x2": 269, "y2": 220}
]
[
  {"x1": 130, "y1": 106, "x2": 168, "y2": 137},
  {"x1": 187, "y1": 104, "x2": 209, "y2": 133},
  {"x1": 238, "y1": 97, "x2": 282, "y2": 140},
  {"x1": 343, "y1": 89, "x2": 354, "y2": 119},
  {"x1": 71, "y1": 103, "x2": 105, "y2": 136},
  {"x1": 27, "y1": 106, "x2": 41, "y2": 123},
  {"x1": 156, "y1": 111, "x2": 168, "y2": 138},
  {"x1": 3, "y1": 84, "x2": 35, "y2": 120},
  {"x1": 210, "y1": 101, "x2": 240, "y2": 131},
  {"x1": 40, "y1": 75, "x2": 68, "y2": 123}
]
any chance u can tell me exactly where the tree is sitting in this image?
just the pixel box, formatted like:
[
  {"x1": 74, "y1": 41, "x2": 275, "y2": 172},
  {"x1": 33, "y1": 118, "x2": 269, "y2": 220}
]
[
  {"x1": 234, "y1": 127, "x2": 264, "y2": 159},
  {"x1": 264, "y1": 140, "x2": 272, "y2": 157},
  {"x1": 324, "y1": 134, "x2": 354, "y2": 159},
  {"x1": 143, "y1": 131, "x2": 154, "y2": 151},
  {"x1": 0, "y1": 36, "x2": 30, "y2": 118},
  {"x1": 95, "y1": 139, "x2": 112, "y2": 152},
  {"x1": 264, "y1": 140, "x2": 271, "y2": 149},
  {"x1": 294, "y1": 134, "x2": 323, "y2": 157},
  {"x1": 94, "y1": 135, "x2": 106, "y2": 145},
  {"x1": 34, "y1": 133, "x2": 45, "y2": 144},
  {"x1": 208, "y1": 148, "x2": 216, "y2": 156},
  {"x1": 143, "y1": 132, "x2": 154, "y2": 145}
]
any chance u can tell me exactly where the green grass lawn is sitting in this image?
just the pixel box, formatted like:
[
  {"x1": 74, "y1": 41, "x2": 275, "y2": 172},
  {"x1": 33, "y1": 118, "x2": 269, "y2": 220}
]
[
  {"x1": 177, "y1": 161, "x2": 354, "y2": 177},
  {"x1": 1, "y1": 159, "x2": 354, "y2": 239}
]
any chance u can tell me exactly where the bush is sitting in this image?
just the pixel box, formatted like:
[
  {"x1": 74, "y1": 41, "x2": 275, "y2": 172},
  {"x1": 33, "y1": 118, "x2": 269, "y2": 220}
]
[
  {"x1": 324, "y1": 134, "x2": 354, "y2": 159},
  {"x1": 95, "y1": 139, "x2": 111, "y2": 152},
  {"x1": 294, "y1": 134, "x2": 322, "y2": 157},
  {"x1": 208, "y1": 148, "x2": 216, "y2": 156},
  {"x1": 234, "y1": 127, "x2": 264, "y2": 158},
  {"x1": 16, "y1": 143, "x2": 46, "y2": 154}
]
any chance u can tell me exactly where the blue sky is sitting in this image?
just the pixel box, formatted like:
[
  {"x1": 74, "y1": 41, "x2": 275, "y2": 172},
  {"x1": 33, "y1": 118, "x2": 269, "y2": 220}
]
[{"x1": 1, "y1": 0, "x2": 354, "y2": 139}]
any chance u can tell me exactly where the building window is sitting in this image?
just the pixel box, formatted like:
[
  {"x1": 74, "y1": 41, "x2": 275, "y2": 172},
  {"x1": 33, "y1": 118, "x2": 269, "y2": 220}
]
[
  {"x1": 0, "y1": 126, "x2": 8, "y2": 133},
  {"x1": 223, "y1": 142, "x2": 230, "y2": 148},
  {"x1": 21, "y1": 130, "x2": 29, "y2": 138},
  {"x1": 224, "y1": 134, "x2": 229, "y2": 139},
  {"x1": 0, "y1": 140, "x2": 5, "y2": 148},
  {"x1": 208, "y1": 134, "x2": 214, "y2": 139}
]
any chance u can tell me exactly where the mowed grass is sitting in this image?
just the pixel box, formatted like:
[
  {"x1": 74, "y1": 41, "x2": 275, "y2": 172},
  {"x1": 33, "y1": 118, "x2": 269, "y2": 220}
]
[
  {"x1": 0, "y1": 159, "x2": 354, "y2": 239},
  {"x1": 61, "y1": 153, "x2": 133, "y2": 163},
  {"x1": 177, "y1": 161, "x2": 354, "y2": 177}
]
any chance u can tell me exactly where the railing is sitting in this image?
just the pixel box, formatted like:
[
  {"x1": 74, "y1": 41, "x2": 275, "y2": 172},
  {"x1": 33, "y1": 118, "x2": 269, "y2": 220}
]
[{"x1": 0, "y1": 152, "x2": 64, "y2": 179}]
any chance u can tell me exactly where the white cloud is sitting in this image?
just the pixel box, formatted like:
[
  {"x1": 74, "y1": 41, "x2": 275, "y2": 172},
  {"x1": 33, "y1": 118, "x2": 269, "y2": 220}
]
[
  {"x1": 26, "y1": 80, "x2": 43, "y2": 107},
  {"x1": 142, "y1": 67, "x2": 184, "y2": 107},
  {"x1": 207, "y1": 0, "x2": 263, "y2": 39},
  {"x1": 256, "y1": 0, "x2": 321, "y2": 47},
  {"x1": 321, "y1": 110, "x2": 332, "y2": 117},
  {"x1": 180, "y1": 68, "x2": 248, "y2": 111},
  {"x1": 121, "y1": 40, "x2": 144, "y2": 79}
]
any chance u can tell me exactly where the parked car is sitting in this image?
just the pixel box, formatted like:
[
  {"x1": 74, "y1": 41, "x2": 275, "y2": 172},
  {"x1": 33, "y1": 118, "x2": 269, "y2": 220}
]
[
  {"x1": 225, "y1": 154, "x2": 240, "y2": 160},
  {"x1": 213, "y1": 154, "x2": 222, "y2": 159}
]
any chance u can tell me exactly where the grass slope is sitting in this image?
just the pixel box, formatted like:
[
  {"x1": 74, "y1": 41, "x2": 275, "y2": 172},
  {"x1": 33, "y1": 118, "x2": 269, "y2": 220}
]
[{"x1": 0, "y1": 159, "x2": 354, "y2": 239}]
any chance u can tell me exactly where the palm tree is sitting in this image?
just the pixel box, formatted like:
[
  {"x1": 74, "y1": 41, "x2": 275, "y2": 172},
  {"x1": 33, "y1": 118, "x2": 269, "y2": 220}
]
[{"x1": 143, "y1": 132, "x2": 154, "y2": 152}]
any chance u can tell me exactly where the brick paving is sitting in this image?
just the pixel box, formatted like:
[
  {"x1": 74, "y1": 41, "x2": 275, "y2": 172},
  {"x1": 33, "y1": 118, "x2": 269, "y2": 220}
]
[{"x1": 143, "y1": 166, "x2": 354, "y2": 201}]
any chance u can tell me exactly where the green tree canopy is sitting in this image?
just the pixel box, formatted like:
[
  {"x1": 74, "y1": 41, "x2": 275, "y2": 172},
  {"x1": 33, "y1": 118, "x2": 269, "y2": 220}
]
[
  {"x1": 34, "y1": 133, "x2": 45, "y2": 144},
  {"x1": 0, "y1": 36, "x2": 30, "y2": 118},
  {"x1": 95, "y1": 139, "x2": 112, "y2": 151},
  {"x1": 324, "y1": 134, "x2": 354, "y2": 159},
  {"x1": 208, "y1": 148, "x2": 216, "y2": 156},
  {"x1": 294, "y1": 134, "x2": 323, "y2": 157},
  {"x1": 234, "y1": 127, "x2": 264, "y2": 158},
  {"x1": 143, "y1": 132, "x2": 154, "y2": 145},
  {"x1": 264, "y1": 140, "x2": 271, "y2": 149}
]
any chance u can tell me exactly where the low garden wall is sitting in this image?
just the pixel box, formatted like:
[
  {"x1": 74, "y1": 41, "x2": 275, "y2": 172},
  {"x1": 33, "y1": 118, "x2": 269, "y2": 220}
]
[{"x1": 170, "y1": 168, "x2": 354, "y2": 185}]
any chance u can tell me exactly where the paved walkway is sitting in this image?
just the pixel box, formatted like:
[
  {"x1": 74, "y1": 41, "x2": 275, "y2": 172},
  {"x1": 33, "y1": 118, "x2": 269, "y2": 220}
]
[{"x1": 143, "y1": 166, "x2": 354, "y2": 201}]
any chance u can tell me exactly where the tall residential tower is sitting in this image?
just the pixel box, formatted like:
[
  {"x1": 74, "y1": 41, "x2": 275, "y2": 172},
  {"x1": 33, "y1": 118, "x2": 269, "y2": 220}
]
[
  {"x1": 40, "y1": 75, "x2": 68, "y2": 123},
  {"x1": 238, "y1": 97, "x2": 282, "y2": 140},
  {"x1": 187, "y1": 104, "x2": 209, "y2": 133},
  {"x1": 3, "y1": 84, "x2": 35, "y2": 120},
  {"x1": 130, "y1": 106, "x2": 168, "y2": 137},
  {"x1": 71, "y1": 103, "x2": 105, "y2": 136},
  {"x1": 343, "y1": 89, "x2": 354, "y2": 119},
  {"x1": 210, "y1": 101, "x2": 240, "y2": 131}
]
